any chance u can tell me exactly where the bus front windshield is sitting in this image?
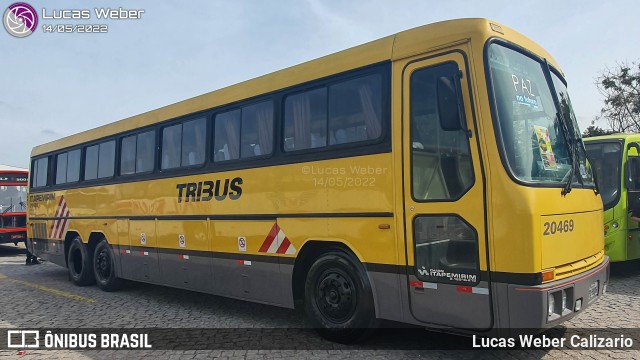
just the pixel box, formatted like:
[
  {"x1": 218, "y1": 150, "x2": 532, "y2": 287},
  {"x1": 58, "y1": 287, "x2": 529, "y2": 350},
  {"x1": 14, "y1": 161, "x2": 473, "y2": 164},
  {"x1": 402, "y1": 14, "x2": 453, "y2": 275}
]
[
  {"x1": 0, "y1": 186, "x2": 27, "y2": 213},
  {"x1": 585, "y1": 142, "x2": 622, "y2": 210},
  {"x1": 487, "y1": 43, "x2": 594, "y2": 187}
]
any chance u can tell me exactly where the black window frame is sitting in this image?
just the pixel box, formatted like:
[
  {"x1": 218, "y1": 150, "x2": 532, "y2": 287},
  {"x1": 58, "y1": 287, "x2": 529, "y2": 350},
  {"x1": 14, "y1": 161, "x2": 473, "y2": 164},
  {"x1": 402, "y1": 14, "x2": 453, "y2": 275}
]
[
  {"x1": 160, "y1": 115, "x2": 209, "y2": 172},
  {"x1": 281, "y1": 70, "x2": 387, "y2": 157},
  {"x1": 30, "y1": 157, "x2": 50, "y2": 189},
  {"x1": 212, "y1": 98, "x2": 276, "y2": 165},
  {"x1": 83, "y1": 139, "x2": 116, "y2": 182},
  {"x1": 408, "y1": 60, "x2": 476, "y2": 203},
  {"x1": 412, "y1": 214, "x2": 481, "y2": 287},
  {"x1": 484, "y1": 38, "x2": 594, "y2": 190},
  {"x1": 65, "y1": 148, "x2": 81, "y2": 184},
  {"x1": 28, "y1": 62, "x2": 391, "y2": 192}
]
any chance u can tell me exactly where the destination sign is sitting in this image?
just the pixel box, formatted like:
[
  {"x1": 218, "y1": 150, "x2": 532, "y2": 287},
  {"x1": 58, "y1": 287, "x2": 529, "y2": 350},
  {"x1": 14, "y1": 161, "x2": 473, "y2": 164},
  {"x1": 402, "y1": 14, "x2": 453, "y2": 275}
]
[{"x1": 0, "y1": 173, "x2": 28, "y2": 184}]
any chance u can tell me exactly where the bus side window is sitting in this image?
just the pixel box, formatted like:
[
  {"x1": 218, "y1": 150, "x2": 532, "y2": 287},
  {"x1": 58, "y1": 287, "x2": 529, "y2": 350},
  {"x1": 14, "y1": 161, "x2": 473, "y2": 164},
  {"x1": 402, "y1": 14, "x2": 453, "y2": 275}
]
[
  {"x1": 328, "y1": 73, "x2": 382, "y2": 145},
  {"x1": 136, "y1": 130, "x2": 155, "y2": 173},
  {"x1": 84, "y1": 145, "x2": 99, "y2": 180},
  {"x1": 241, "y1": 101, "x2": 273, "y2": 158},
  {"x1": 161, "y1": 124, "x2": 182, "y2": 170},
  {"x1": 32, "y1": 157, "x2": 49, "y2": 188},
  {"x1": 284, "y1": 88, "x2": 327, "y2": 151},
  {"x1": 120, "y1": 135, "x2": 137, "y2": 175},
  {"x1": 181, "y1": 117, "x2": 206, "y2": 166},
  {"x1": 628, "y1": 157, "x2": 640, "y2": 191},
  {"x1": 56, "y1": 152, "x2": 68, "y2": 184},
  {"x1": 410, "y1": 63, "x2": 474, "y2": 201},
  {"x1": 213, "y1": 110, "x2": 241, "y2": 162}
]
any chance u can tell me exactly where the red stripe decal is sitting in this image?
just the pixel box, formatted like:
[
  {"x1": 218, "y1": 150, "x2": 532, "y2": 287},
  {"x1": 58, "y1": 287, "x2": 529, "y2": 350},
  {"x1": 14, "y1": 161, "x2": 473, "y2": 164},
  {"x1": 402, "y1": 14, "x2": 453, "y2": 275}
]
[
  {"x1": 258, "y1": 224, "x2": 279, "y2": 253},
  {"x1": 55, "y1": 209, "x2": 70, "y2": 239},
  {"x1": 50, "y1": 197, "x2": 68, "y2": 238},
  {"x1": 456, "y1": 286, "x2": 472, "y2": 293},
  {"x1": 275, "y1": 237, "x2": 291, "y2": 254}
]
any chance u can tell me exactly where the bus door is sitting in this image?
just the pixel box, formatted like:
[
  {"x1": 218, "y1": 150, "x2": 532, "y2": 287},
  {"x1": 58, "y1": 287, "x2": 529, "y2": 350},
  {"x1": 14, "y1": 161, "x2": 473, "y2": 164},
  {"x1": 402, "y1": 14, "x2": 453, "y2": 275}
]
[
  {"x1": 625, "y1": 143, "x2": 640, "y2": 257},
  {"x1": 401, "y1": 51, "x2": 491, "y2": 329}
]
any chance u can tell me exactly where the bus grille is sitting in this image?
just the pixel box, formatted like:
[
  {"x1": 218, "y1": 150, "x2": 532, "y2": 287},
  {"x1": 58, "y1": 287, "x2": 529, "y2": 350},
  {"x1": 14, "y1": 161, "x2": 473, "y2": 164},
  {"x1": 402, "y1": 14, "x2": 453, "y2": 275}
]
[{"x1": 553, "y1": 250, "x2": 605, "y2": 280}]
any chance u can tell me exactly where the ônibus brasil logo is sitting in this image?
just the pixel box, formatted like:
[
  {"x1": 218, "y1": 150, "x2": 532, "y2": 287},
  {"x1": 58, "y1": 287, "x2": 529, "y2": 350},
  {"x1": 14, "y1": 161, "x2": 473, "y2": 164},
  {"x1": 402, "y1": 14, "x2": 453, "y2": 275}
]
[{"x1": 3, "y1": 2, "x2": 38, "y2": 37}]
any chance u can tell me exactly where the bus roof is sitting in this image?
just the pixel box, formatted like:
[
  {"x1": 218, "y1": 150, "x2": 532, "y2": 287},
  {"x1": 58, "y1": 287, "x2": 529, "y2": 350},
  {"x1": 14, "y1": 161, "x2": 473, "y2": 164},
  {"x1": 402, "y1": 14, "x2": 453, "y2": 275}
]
[
  {"x1": 31, "y1": 18, "x2": 557, "y2": 157},
  {"x1": 584, "y1": 133, "x2": 640, "y2": 142},
  {"x1": 0, "y1": 165, "x2": 28, "y2": 172}
]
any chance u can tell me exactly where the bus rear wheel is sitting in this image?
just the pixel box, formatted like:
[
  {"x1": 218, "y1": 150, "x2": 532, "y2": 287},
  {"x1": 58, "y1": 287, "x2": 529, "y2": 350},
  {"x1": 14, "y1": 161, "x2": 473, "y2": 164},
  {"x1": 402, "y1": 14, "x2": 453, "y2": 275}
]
[
  {"x1": 93, "y1": 239, "x2": 123, "y2": 292},
  {"x1": 67, "y1": 237, "x2": 95, "y2": 286},
  {"x1": 304, "y1": 250, "x2": 377, "y2": 344}
]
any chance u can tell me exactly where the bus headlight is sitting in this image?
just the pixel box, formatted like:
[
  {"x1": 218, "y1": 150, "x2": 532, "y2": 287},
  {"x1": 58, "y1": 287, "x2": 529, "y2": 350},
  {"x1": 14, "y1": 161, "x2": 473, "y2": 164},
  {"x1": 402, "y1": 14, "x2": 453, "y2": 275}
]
[
  {"x1": 548, "y1": 293, "x2": 555, "y2": 317},
  {"x1": 612, "y1": 222, "x2": 619, "y2": 229}
]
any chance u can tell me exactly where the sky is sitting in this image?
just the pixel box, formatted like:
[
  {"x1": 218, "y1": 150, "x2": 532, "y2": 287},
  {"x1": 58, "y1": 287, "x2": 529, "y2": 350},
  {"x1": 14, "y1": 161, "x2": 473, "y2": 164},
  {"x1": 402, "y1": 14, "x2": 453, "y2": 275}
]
[{"x1": 1, "y1": 0, "x2": 639, "y2": 169}]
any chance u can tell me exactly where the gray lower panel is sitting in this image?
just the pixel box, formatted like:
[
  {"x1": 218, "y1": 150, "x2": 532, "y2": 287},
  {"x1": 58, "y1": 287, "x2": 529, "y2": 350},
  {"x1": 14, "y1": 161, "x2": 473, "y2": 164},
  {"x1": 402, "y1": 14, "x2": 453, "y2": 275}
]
[
  {"x1": 368, "y1": 271, "x2": 403, "y2": 322},
  {"x1": 31, "y1": 238, "x2": 66, "y2": 267},
  {"x1": 158, "y1": 251, "x2": 213, "y2": 292},
  {"x1": 409, "y1": 280, "x2": 492, "y2": 329},
  {"x1": 212, "y1": 257, "x2": 287, "y2": 305},
  {"x1": 123, "y1": 248, "x2": 161, "y2": 284}
]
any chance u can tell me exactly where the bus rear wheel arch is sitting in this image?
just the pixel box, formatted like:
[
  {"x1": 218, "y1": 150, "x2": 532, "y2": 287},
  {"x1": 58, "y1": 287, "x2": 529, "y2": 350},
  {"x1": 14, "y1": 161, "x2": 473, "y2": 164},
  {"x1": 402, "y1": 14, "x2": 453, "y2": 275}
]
[
  {"x1": 304, "y1": 249, "x2": 377, "y2": 343},
  {"x1": 66, "y1": 236, "x2": 95, "y2": 286},
  {"x1": 93, "y1": 238, "x2": 123, "y2": 292}
]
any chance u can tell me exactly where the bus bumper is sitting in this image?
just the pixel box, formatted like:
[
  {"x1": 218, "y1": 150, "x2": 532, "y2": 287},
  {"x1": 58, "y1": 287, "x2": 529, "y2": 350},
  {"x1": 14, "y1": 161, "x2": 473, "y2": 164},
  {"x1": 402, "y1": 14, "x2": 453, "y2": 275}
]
[
  {"x1": 0, "y1": 230, "x2": 27, "y2": 244},
  {"x1": 505, "y1": 256, "x2": 610, "y2": 329}
]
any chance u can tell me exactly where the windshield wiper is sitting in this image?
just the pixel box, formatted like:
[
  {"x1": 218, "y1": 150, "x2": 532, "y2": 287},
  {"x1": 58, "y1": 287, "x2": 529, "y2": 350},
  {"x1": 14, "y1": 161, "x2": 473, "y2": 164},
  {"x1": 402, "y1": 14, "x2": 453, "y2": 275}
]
[
  {"x1": 557, "y1": 112, "x2": 580, "y2": 196},
  {"x1": 542, "y1": 59, "x2": 577, "y2": 196}
]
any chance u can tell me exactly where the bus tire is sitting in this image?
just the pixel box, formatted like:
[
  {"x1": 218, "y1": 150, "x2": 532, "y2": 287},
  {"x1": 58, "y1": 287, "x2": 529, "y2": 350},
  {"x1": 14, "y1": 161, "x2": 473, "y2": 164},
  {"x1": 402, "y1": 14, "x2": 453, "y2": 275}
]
[
  {"x1": 67, "y1": 237, "x2": 95, "y2": 286},
  {"x1": 304, "y1": 250, "x2": 377, "y2": 344},
  {"x1": 93, "y1": 239, "x2": 123, "y2": 292}
]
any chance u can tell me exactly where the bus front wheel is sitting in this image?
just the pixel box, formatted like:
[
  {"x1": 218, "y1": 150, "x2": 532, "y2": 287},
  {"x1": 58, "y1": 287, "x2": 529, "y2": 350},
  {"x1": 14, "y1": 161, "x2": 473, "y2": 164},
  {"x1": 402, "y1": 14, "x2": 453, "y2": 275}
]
[
  {"x1": 304, "y1": 250, "x2": 377, "y2": 343},
  {"x1": 93, "y1": 239, "x2": 123, "y2": 292},
  {"x1": 67, "y1": 237, "x2": 95, "y2": 286}
]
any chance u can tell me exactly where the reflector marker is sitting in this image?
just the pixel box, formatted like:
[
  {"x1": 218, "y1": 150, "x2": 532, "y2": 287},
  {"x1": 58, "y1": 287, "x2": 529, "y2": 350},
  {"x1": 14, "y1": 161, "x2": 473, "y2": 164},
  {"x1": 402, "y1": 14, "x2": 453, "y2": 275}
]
[
  {"x1": 456, "y1": 285, "x2": 489, "y2": 295},
  {"x1": 236, "y1": 260, "x2": 252, "y2": 266},
  {"x1": 139, "y1": 251, "x2": 149, "y2": 256},
  {"x1": 472, "y1": 287, "x2": 489, "y2": 295},
  {"x1": 409, "y1": 281, "x2": 437, "y2": 289},
  {"x1": 258, "y1": 224, "x2": 296, "y2": 255},
  {"x1": 178, "y1": 254, "x2": 190, "y2": 260}
]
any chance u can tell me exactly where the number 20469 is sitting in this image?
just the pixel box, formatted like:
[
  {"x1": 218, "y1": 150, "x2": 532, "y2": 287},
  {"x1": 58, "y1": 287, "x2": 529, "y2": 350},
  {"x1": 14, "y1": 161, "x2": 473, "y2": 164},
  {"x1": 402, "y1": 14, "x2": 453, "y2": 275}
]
[{"x1": 543, "y1": 219, "x2": 574, "y2": 236}]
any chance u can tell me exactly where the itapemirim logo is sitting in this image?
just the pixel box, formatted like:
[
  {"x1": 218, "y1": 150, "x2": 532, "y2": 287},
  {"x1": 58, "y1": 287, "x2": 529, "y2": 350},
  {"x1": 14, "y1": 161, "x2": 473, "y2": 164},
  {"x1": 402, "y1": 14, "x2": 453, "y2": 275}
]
[{"x1": 3, "y1": 2, "x2": 38, "y2": 37}]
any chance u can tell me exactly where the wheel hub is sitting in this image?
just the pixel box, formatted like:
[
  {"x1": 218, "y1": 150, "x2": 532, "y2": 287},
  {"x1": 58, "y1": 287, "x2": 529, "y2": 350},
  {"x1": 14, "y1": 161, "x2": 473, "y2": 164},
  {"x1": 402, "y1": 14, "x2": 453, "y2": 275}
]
[
  {"x1": 96, "y1": 250, "x2": 110, "y2": 279},
  {"x1": 316, "y1": 271, "x2": 356, "y2": 323}
]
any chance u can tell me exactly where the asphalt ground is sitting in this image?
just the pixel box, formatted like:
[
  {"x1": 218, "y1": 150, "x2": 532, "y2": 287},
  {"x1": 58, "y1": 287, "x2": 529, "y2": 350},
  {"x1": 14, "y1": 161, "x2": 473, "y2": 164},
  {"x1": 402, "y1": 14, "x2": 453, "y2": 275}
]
[{"x1": 0, "y1": 243, "x2": 638, "y2": 359}]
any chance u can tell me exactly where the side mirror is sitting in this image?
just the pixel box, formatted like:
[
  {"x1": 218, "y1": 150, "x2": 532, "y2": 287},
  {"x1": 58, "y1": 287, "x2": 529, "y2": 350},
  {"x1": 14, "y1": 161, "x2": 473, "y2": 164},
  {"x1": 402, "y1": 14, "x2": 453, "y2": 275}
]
[{"x1": 436, "y1": 74, "x2": 467, "y2": 131}]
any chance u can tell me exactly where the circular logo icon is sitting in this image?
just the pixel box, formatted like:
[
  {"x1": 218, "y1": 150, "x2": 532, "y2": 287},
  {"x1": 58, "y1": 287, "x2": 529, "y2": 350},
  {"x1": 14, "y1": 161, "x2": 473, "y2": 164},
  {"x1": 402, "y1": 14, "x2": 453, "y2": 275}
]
[{"x1": 3, "y1": 2, "x2": 38, "y2": 38}]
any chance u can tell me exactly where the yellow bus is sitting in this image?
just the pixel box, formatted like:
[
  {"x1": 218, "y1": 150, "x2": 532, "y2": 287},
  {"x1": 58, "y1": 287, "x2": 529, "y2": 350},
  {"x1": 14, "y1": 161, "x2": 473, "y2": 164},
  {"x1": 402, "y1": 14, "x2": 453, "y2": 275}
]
[{"x1": 27, "y1": 18, "x2": 608, "y2": 343}]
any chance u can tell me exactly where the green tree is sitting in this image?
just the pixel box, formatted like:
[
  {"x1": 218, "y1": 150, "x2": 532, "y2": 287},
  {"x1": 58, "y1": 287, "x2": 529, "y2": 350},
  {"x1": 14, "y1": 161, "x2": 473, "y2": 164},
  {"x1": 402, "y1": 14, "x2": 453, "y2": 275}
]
[
  {"x1": 595, "y1": 60, "x2": 640, "y2": 132},
  {"x1": 582, "y1": 125, "x2": 613, "y2": 138}
]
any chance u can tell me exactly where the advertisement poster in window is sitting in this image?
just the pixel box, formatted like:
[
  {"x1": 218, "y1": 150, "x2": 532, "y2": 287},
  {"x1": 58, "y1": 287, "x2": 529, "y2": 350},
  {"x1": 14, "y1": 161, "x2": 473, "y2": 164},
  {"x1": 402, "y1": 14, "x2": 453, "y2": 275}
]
[{"x1": 533, "y1": 125, "x2": 557, "y2": 170}]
